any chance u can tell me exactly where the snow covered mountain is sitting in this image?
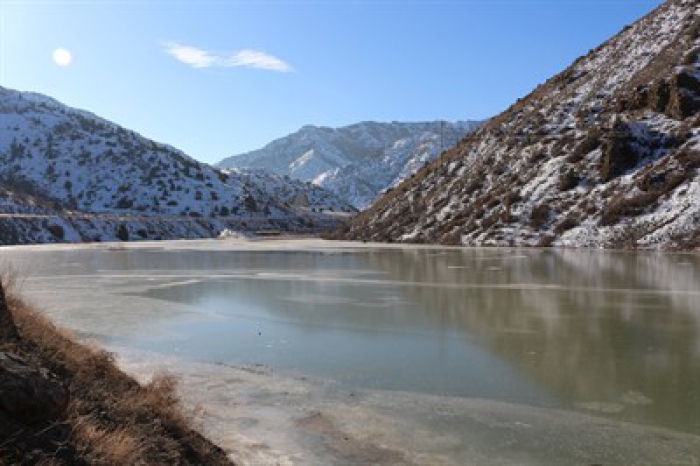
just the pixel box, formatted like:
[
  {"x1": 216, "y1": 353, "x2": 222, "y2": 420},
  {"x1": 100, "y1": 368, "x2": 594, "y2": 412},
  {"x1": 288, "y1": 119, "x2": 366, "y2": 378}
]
[
  {"x1": 217, "y1": 121, "x2": 482, "y2": 209},
  {"x1": 334, "y1": 0, "x2": 700, "y2": 250},
  {"x1": 0, "y1": 86, "x2": 355, "y2": 244}
]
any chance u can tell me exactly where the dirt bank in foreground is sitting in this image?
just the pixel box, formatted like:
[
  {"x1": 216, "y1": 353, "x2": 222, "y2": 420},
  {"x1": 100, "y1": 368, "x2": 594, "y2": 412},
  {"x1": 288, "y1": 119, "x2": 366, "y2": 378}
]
[{"x1": 0, "y1": 280, "x2": 232, "y2": 465}]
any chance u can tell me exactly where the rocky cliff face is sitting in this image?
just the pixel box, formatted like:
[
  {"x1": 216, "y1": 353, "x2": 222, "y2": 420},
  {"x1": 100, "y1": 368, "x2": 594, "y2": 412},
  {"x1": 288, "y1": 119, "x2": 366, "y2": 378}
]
[
  {"x1": 217, "y1": 121, "x2": 481, "y2": 209},
  {"x1": 335, "y1": 0, "x2": 700, "y2": 250}
]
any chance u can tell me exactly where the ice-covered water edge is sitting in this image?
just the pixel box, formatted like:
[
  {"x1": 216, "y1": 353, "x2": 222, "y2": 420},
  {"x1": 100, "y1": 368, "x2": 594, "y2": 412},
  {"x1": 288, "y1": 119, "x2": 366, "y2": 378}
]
[
  {"x1": 114, "y1": 347, "x2": 699, "y2": 466},
  {"x1": 3, "y1": 238, "x2": 700, "y2": 464}
]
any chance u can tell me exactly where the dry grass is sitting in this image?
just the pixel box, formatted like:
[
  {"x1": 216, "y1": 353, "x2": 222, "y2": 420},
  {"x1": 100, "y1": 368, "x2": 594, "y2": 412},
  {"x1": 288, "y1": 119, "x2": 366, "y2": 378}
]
[
  {"x1": 0, "y1": 273, "x2": 232, "y2": 465},
  {"x1": 71, "y1": 416, "x2": 149, "y2": 465}
]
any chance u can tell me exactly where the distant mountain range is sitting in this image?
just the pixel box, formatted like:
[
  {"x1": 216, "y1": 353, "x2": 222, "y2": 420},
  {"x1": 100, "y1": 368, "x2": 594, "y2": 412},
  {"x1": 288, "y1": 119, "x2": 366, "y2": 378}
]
[
  {"x1": 334, "y1": 0, "x2": 700, "y2": 250},
  {"x1": 217, "y1": 121, "x2": 482, "y2": 209},
  {"x1": 0, "y1": 87, "x2": 355, "y2": 244}
]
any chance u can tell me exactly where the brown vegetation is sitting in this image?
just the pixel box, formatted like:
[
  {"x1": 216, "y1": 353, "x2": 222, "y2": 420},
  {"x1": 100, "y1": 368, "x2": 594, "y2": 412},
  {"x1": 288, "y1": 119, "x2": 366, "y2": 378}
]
[
  {"x1": 0, "y1": 275, "x2": 232, "y2": 465},
  {"x1": 600, "y1": 191, "x2": 660, "y2": 226}
]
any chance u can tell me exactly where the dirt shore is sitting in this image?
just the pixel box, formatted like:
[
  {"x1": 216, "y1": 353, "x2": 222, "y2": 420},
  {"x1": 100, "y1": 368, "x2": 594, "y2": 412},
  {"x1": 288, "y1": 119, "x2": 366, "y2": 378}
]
[{"x1": 0, "y1": 280, "x2": 233, "y2": 465}]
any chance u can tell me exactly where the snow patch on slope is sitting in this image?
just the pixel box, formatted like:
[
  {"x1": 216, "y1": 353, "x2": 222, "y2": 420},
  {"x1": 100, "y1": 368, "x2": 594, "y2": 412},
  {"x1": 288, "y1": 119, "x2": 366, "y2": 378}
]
[{"x1": 217, "y1": 121, "x2": 482, "y2": 209}]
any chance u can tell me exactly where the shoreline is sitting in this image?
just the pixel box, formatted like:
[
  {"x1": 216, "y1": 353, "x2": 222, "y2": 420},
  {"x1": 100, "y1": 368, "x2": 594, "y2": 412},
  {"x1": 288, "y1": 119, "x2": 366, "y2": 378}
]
[
  {"x1": 1, "y1": 236, "x2": 698, "y2": 256},
  {"x1": 0, "y1": 283, "x2": 233, "y2": 465},
  {"x1": 115, "y1": 346, "x2": 700, "y2": 466}
]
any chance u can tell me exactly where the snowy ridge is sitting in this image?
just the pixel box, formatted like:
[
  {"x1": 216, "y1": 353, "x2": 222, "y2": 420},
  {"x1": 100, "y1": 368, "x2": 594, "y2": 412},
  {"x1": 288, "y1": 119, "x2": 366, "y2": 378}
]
[
  {"x1": 335, "y1": 0, "x2": 700, "y2": 250},
  {"x1": 0, "y1": 86, "x2": 356, "y2": 244},
  {"x1": 217, "y1": 121, "x2": 481, "y2": 209}
]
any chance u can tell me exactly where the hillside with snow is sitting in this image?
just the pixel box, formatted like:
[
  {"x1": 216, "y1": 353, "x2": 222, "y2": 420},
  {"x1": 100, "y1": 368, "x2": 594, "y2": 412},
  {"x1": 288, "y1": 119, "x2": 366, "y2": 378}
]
[
  {"x1": 334, "y1": 0, "x2": 700, "y2": 250},
  {"x1": 217, "y1": 121, "x2": 481, "y2": 209},
  {"x1": 0, "y1": 87, "x2": 355, "y2": 244}
]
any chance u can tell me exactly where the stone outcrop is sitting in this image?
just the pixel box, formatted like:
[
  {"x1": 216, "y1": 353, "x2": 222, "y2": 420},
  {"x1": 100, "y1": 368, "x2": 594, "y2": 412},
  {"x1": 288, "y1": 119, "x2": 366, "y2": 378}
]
[
  {"x1": 599, "y1": 120, "x2": 640, "y2": 182},
  {"x1": 667, "y1": 70, "x2": 700, "y2": 119},
  {"x1": 617, "y1": 68, "x2": 700, "y2": 120},
  {"x1": 0, "y1": 352, "x2": 68, "y2": 422}
]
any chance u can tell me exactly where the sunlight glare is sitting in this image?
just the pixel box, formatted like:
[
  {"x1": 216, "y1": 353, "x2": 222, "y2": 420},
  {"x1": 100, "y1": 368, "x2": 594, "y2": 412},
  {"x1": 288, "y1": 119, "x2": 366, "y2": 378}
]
[{"x1": 53, "y1": 48, "x2": 72, "y2": 67}]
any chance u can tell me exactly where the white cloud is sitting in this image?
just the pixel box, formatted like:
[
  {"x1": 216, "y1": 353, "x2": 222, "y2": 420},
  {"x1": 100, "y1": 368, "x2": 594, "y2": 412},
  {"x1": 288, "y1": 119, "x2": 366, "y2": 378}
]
[
  {"x1": 164, "y1": 43, "x2": 216, "y2": 68},
  {"x1": 164, "y1": 42, "x2": 293, "y2": 72},
  {"x1": 225, "y1": 49, "x2": 293, "y2": 72}
]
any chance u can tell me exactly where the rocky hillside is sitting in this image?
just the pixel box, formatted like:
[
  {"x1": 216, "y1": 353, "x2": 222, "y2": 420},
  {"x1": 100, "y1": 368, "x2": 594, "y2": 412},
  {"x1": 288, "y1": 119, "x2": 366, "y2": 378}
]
[
  {"x1": 217, "y1": 121, "x2": 481, "y2": 209},
  {"x1": 0, "y1": 181, "x2": 64, "y2": 216},
  {"x1": 0, "y1": 180, "x2": 352, "y2": 245},
  {"x1": 0, "y1": 87, "x2": 355, "y2": 244},
  {"x1": 334, "y1": 0, "x2": 700, "y2": 250}
]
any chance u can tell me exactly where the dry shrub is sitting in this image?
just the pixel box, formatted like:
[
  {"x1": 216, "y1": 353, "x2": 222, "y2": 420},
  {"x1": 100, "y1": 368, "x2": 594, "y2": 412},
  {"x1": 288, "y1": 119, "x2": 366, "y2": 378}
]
[
  {"x1": 71, "y1": 415, "x2": 150, "y2": 465},
  {"x1": 139, "y1": 373, "x2": 190, "y2": 431},
  {"x1": 0, "y1": 272, "x2": 231, "y2": 465},
  {"x1": 600, "y1": 191, "x2": 660, "y2": 226},
  {"x1": 568, "y1": 129, "x2": 601, "y2": 163},
  {"x1": 537, "y1": 234, "x2": 556, "y2": 247},
  {"x1": 637, "y1": 168, "x2": 689, "y2": 196},
  {"x1": 554, "y1": 215, "x2": 581, "y2": 234},
  {"x1": 480, "y1": 211, "x2": 501, "y2": 230},
  {"x1": 530, "y1": 204, "x2": 551, "y2": 229},
  {"x1": 577, "y1": 199, "x2": 598, "y2": 216},
  {"x1": 46, "y1": 224, "x2": 65, "y2": 240},
  {"x1": 441, "y1": 228, "x2": 463, "y2": 246},
  {"x1": 0, "y1": 266, "x2": 24, "y2": 310},
  {"x1": 558, "y1": 167, "x2": 580, "y2": 191},
  {"x1": 600, "y1": 134, "x2": 639, "y2": 182},
  {"x1": 603, "y1": 161, "x2": 697, "y2": 227}
]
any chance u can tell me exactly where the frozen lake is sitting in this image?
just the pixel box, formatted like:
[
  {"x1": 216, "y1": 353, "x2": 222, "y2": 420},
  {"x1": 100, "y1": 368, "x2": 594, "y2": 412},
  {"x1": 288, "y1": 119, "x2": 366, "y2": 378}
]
[{"x1": 2, "y1": 239, "x2": 699, "y2": 464}]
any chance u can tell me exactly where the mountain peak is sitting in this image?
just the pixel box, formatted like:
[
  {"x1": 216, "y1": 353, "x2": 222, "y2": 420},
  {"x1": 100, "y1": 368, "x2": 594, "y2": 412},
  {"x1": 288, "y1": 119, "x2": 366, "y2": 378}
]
[{"x1": 217, "y1": 120, "x2": 483, "y2": 209}]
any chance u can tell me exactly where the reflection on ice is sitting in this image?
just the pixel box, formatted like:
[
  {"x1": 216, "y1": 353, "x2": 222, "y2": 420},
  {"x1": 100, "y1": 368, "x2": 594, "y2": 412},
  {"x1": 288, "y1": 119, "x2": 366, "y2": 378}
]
[
  {"x1": 621, "y1": 391, "x2": 653, "y2": 406},
  {"x1": 282, "y1": 294, "x2": 356, "y2": 305},
  {"x1": 117, "y1": 348, "x2": 699, "y2": 466},
  {"x1": 2, "y1": 239, "x2": 700, "y2": 440}
]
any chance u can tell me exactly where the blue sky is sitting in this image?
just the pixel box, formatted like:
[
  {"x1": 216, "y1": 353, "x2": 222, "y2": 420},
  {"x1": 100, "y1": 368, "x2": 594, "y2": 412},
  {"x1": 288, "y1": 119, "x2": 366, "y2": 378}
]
[{"x1": 1, "y1": 0, "x2": 663, "y2": 164}]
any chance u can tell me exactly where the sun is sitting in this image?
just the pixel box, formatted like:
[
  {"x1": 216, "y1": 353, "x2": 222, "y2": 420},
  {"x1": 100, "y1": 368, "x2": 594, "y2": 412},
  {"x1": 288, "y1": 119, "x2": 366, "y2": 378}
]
[{"x1": 53, "y1": 48, "x2": 73, "y2": 67}]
